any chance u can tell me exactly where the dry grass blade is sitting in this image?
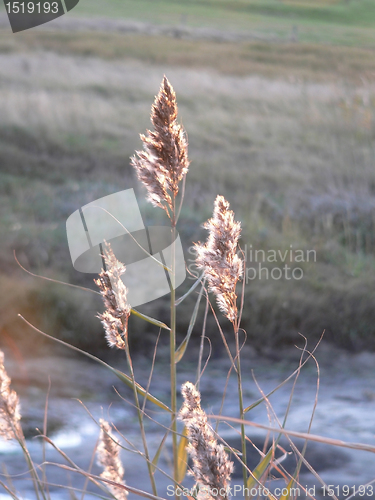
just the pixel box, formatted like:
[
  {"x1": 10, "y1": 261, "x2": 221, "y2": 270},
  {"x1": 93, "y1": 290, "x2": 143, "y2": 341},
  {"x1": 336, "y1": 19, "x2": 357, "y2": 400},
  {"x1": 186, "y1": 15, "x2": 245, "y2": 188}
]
[
  {"x1": 42, "y1": 462, "x2": 167, "y2": 500},
  {"x1": 18, "y1": 315, "x2": 171, "y2": 412},
  {"x1": 244, "y1": 336, "x2": 324, "y2": 413},
  {"x1": 15, "y1": 250, "x2": 170, "y2": 330},
  {"x1": 0, "y1": 479, "x2": 19, "y2": 500},
  {"x1": 246, "y1": 350, "x2": 338, "y2": 500},
  {"x1": 88, "y1": 206, "x2": 171, "y2": 272},
  {"x1": 41, "y1": 376, "x2": 51, "y2": 500},
  {"x1": 80, "y1": 436, "x2": 99, "y2": 500},
  {"x1": 208, "y1": 415, "x2": 375, "y2": 454}
]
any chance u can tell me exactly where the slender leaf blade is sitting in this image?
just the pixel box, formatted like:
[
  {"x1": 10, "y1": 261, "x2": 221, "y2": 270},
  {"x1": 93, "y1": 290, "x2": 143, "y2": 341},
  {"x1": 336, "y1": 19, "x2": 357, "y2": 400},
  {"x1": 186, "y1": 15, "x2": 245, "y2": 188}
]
[
  {"x1": 151, "y1": 429, "x2": 170, "y2": 474},
  {"x1": 224, "y1": 447, "x2": 241, "y2": 455},
  {"x1": 175, "y1": 275, "x2": 204, "y2": 306},
  {"x1": 112, "y1": 367, "x2": 171, "y2": 412},
  {"x1": 177, "y1": 427, "x2": 189, "y2": 483},
  {"x1": 130, "y1": 308, "x2": 170, "y2": 331},
  {"x1": 247, "y1": 447, "x2": 273, "y2": 490},
  {"x1": 279, "y1": 478, "x2": 296, "y2": 500},
  {"x1": 175, "y1": 283, "x2": 204, "y2": 363}
]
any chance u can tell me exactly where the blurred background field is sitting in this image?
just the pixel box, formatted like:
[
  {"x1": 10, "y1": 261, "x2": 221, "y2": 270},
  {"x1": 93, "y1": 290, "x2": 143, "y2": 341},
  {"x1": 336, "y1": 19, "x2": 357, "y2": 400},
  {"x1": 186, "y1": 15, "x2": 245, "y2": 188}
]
[{"x1": 1, "y1": 0, "x2": 375, "y2": 356}]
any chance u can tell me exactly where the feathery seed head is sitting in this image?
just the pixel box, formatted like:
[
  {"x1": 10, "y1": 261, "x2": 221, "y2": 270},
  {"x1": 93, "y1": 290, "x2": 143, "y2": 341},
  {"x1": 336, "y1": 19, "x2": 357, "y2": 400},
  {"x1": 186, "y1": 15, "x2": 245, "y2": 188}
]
[
  {"x1": 0, "y1": 351, "x2": 21, "y2": 441},
  {"x1": 194, "y1": 196, "x2": 242, "y2": 323},
  {"x1": 131, "y1": 76, "x2": 189, "y2": 217},
  {"x1": 95, "y1": 242, "x2": 131, "y2": 350},
  {"x1": 97, "y1": 419, "x2": 128, "y2": 500},
  {"x1": 179, "y1": 382, "x2": 233, "y2": 500}
]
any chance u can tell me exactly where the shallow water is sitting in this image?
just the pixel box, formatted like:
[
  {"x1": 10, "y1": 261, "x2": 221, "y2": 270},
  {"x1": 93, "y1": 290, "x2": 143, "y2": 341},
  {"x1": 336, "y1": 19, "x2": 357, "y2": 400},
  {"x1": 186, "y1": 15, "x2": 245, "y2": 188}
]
[{"x1": 2, "y1": 345, "x2": 375, "y2": 499}]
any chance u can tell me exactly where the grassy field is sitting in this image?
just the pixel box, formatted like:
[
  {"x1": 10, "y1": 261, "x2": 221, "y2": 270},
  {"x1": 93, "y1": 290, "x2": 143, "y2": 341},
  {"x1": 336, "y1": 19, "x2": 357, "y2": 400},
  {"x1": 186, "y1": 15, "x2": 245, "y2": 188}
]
[
  {"x1": 70, "y1": 0, "x2": 375, "y2": 47},
  {"x1": 70, "y1": 0, "x2": 375, "y2": 30},
  {"x1": 2, "y1": 0, "x2": 375, "y2": 46},
  {"x1": 0, "y1": 0, "x2": 375, "y2": 355}
]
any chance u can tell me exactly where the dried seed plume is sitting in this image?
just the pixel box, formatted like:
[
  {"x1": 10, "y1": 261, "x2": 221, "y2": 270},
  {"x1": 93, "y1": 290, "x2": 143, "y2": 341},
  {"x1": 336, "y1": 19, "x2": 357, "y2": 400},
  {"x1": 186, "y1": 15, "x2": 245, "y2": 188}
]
[
  {"x1": 95, "y1": 243, "x2": 131, "y2": 350},
  {"x1": 131, "y1": 76, "x2": 189, "y2": 217},
  {"x1": 195, "y1": 195, "x2": 242, "y2": 323},
  {"x1": 179, "y1": 382, "x2": 233, "y2": 500},
  {"x1": 0, "y1": 350, "x2": 21, "y2": 441},
  {"x1": 97, "y1": 419, "x2": 128, "y2": 499}
]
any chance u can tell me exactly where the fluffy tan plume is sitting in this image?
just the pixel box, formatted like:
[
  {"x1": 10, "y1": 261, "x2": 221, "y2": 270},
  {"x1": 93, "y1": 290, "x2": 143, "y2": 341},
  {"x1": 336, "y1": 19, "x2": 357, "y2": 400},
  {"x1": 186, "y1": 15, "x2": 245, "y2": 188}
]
[
  {"x1": 0, "y1": 350, "x2": 21, "y2": 441},
  {"x1": 179, "y1": 382, "x2": 233, "y2": 500},
  {"x1": 97, "y1": 419, "x2": 128, "y2": 499},
  {"x1": 131, "y1": 76, "x2": 189, "y2": 218},
  {"x1": 195, "y1": 195, "x2": 242, "y2": 323},
  {"x1": 95, "y1": 242, "x2": 131, "y2": 350}
]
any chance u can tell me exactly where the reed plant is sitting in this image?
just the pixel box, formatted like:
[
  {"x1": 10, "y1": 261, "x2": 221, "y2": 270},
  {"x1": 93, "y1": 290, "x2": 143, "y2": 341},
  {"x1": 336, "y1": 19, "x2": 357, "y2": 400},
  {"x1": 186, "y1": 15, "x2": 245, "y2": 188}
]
[{"x1": 2, "y1": 76, "x2": 375, "y2": 500}]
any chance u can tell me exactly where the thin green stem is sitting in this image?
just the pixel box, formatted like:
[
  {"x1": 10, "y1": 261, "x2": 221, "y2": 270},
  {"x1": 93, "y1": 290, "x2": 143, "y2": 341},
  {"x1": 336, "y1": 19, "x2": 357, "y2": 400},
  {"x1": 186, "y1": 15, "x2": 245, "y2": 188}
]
[
  {"x1": 170, "y1": 285, "x2": 178, "y2": 487},
  {"x1": 123, "y1": 332, "x2": 158, "y2": 497},
  {"x1": 234, "y1": 324, "x2": 247, "y2": 492},
  {"x1": 170, "y1": 197, "x2": 178, "y2": 491}
]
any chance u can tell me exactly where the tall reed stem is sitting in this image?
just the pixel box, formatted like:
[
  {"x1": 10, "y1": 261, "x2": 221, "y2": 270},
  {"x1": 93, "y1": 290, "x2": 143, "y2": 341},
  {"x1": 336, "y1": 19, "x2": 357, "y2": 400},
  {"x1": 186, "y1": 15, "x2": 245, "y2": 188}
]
[
  {"x1": 170, "y1": 199, "x2": 178, "y2": 489},
  {"x1": 234, "y1": 324, "x2": 247, "y2": 492}
]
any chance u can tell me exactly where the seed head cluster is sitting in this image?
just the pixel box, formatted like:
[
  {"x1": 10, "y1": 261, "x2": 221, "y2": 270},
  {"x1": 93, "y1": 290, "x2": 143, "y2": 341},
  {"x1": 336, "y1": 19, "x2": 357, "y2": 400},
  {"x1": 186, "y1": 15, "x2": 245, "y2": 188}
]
[
  {"x1": 97, "y1": 419, "x2": 128, "y2": 500},
  {"x1": 95, "y1": 243, "x2": 131, "y2": 350},
  {"x1": 179, "y1": 382, "x2": 233, "y2": 500},
  {"x1": 0, "y1": 350, "x2": 21, "y2": 441},
  {"x1": 131, "y1": 76, "x2": 189, "y2": 217},
  {"x1": 195, "y1": 195, "x2": 242, "y2": 323}
]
